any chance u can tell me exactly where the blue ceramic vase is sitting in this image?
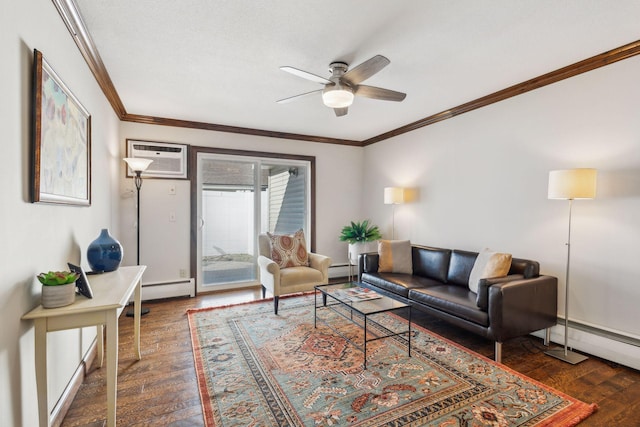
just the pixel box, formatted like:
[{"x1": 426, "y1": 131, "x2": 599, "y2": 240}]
[{"x1": 87, "y1": 229, "x2": 123, "y2": 272}]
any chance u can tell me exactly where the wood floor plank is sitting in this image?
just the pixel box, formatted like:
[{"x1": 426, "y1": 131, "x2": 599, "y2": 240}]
[{"x1": 61, "y1": 288, "x2": 640, "y2": 426}]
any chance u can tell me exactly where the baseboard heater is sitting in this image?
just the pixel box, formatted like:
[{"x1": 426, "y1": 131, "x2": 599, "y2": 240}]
[
  {"x1": 559, "y1": 317, "x2": 640, "y2": 348},
  {"x1": 137, "y1": 278, "x2": 195, "y2": 301},
  {"x1": 328, "y1": 263, "x2": 351, "y2": 279}
]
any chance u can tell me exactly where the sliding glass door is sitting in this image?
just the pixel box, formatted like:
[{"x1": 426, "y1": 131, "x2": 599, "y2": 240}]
[{"x1": 195, "y1": 152, "x2": 310, "y2": 293}]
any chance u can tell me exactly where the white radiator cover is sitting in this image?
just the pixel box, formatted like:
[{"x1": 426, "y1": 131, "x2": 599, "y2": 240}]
[{"x1": 136, "y1": 278, "x2": 195, "y2": 301}]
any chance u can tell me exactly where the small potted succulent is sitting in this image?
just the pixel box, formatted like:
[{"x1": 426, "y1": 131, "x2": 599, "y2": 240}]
[
  {"x1": 339, "y1": 220, "x2": 382, "y2": 265},
  {"x1": 37, "y1": 271, "x2": 79, "y2": 308}
]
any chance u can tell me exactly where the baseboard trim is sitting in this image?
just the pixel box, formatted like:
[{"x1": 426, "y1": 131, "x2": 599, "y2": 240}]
[
  {"x1": 50, "y1": 338, "x2": 98, "y2": 427},
  {"x1": 535, "y1": 319, "x2": 640, "y2": 371}
]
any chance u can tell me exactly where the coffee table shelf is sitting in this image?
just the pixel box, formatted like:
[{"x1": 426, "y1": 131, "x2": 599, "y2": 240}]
[{"x1": 314, "y1": 282, "x2": 411, "y2": 369}]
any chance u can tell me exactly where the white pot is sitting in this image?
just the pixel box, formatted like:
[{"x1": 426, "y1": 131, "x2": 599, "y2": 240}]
[
  {"x1": 42, "y1": 283, "x2": 76, "y2": 308},
  {"x1": 348, "y1": 241, "x2": 379, "y2": 265}
]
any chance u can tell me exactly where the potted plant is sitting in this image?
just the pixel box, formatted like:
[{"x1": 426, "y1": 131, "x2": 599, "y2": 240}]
[
  {"x1": 37, "y1": 271, "x2": 80, "y2": 308},
  {"x1": 339, "y1": 220, "x2": 382, "y2": 265}
]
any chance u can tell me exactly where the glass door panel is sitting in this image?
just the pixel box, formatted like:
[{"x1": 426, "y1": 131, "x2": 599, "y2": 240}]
[
  {"x1": 196, "y1": 153, "x2": 310, "y2": 293},
  {"x1": 197, "y1": 157, "x2": 258, "y2": 291}
]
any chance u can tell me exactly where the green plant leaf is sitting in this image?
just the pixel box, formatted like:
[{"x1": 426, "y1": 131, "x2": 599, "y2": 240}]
[
  {"x1": 37, "y1": 271, "x2": 80, "y2": 286},
  {"x1": 338, "y1": 220, "x2": 382, "y2": 243}
]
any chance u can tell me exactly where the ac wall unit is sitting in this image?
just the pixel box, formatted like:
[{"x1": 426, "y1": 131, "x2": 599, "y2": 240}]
[{"x1": 126, "y1": 140, "x2": 188, "y2": 179}]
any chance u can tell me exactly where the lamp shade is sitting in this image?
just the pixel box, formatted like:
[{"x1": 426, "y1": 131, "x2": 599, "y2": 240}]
[
  {"x1": 548, "y1": 168, "x2": 597, "y2": 200},
  {"x1": 123, "y1": 157, "x2": 153, "y2": 173},
  {"x1": 384, "y1": 187, "x2": 405, "y2": 204}
]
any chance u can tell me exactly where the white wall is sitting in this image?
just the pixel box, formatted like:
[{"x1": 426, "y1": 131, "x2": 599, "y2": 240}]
[
  {"x1": 118, "y1": 122, "x2": 364, "y2": 283},
  {"x1": 363, "y1": 55, "x2": 640, "y2": 369},
  {"x1": 1, "y1": 1, "x2": 121, "y2": 425},
  {"x1": 5, "y1": 4, "x2": 639, "y2": 425}
]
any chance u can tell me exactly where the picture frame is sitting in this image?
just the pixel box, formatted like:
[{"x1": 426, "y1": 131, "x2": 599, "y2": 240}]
[
  {"x1": 67, "y1": 262, "x2": 93, "y2": 299},
  {"x1": 32, "y1": 49, "x2": 91, "y2": 206}
]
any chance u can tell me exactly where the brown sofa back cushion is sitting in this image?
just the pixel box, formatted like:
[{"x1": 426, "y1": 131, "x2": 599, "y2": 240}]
[
  {"x1": 411, "y1": 246, "x2": 451, "y2": 283},
  {"x1": 509, "y1": 258, "x2": 539, "y2": 278},
  {"x1": 447, "y1": 249, "x2": 478, "y2": 287}
]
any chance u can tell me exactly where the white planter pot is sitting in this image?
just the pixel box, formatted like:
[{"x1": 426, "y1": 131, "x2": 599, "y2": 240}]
[
  {"x1": 348, "y1": 241, "x2": 379, "y2": 265},
  {"x1": 41, "y1": 283, "x2": 76, "y2": 308}
]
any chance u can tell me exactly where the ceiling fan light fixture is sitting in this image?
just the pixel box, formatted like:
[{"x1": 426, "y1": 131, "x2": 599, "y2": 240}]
[{"x1": 322, "y1": 85, "x2": 354, "y2": 108}]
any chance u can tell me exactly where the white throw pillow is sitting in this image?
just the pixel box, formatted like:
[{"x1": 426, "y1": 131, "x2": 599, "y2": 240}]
[
  {"x1": 468, "y1": 248, "x2": 512, "y2": 293},
  {"x1": 378, "y1": 240, "x2": 413, "y2": 274}
]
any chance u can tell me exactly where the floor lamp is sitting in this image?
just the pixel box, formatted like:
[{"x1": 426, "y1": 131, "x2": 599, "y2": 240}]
[
  {"x1": 545, "y1": 168, "x2": 597, "y2": 364},
  {"x1": 124, "y1": 157, "x2": 154, "y2": 317},
  {"x1": 384, "y1": 187, "x2": 405, "y2": 239}
]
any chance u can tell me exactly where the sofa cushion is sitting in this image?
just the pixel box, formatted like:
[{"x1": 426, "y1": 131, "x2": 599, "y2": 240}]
[
  {"x1": 267, "y1": 229, "x2": 309, "y2": 268},
  {"x1": 409, "y1": 286, "x2": 489, "y2": 326},
  {"x1": 362, "y1": 272, "x2": 441, "y2": 298},
  {"x1": 447, "y1": 250, "x2": 478, "y2": 287},
  {"x1": 378, "y1": 240, "x2": 413, "y2": 274},
  {"x1": 412, "y1": 246, "x2": 451, "y2": 282},
  {"x1": 468, "y1": 249, "x2": 512, "y2": 293}
]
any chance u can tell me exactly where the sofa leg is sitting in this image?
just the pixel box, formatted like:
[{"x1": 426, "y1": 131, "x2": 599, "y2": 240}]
[
  {"x1": 274, "y1": 296, "x2": 279, "y2": 315},
  {"x1": 261, "y1": 285, "x2": 266, "y2": 299},
  {"x1": 544, "y1": 328, "x2": 551, "y2": 346},
  {"x1": 494, "y1": 342, "x2": 502, "y2": 364}
]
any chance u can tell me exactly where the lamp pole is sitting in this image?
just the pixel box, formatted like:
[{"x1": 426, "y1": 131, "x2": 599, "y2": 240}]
[
  {"x1": 384, "y1": 187, "x2": 405, "y2": 240},
  {"x1": 124, "y1": 158, "x2": 153, "y2": 316},
  {"x1": 134, "y1": 170, "x2": 143, "y2": 265},
  {"x1": 545, "y1": 168, "x2": 596, "y2": 364}
]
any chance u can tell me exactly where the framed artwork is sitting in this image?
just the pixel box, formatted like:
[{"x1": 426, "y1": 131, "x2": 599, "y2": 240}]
[{"x1": 32, "y1": 49, "x2": 91, "y2": 205}]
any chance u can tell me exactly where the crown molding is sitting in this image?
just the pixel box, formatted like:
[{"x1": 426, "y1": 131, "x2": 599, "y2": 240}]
[
  {"x1": 53, "y1": 0, "x2": 127, "y2": 118},
  {"x1": 55, "y1": 1, "x2": 640, "y2": 148},
  {"x1": 121, "y1": 113, "x2": 361, "y2": 146},
  {"x1": 362, "y1": 39, "x2": 640, "y2": 146}
]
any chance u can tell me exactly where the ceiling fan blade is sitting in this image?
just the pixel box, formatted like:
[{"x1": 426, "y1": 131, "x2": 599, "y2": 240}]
[
  {"x1": 355, "y1": 85, "x2": 406, "y2": 102},
  {"x1": 276, "y1": 89, "x2": 323, "y2": 104},
  {"x1": 334, "y1": 107, "x2": 348, "y2": 117},
  {"x1": 342, "y1": 55, "x2": 390, "y2": 85},
  {"x1": 280, "y1": 66, "x2": 333, "y2": 85}
]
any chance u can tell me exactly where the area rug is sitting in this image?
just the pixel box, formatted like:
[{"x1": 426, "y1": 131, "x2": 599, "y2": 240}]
[{"x1": 187, "y1": 294, "x2": 596, "y2": 426}]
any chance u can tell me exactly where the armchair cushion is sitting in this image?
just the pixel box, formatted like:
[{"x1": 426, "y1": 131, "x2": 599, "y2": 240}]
[{"x1": 267, "y1": 229, "x2": 309, "y2": 268}]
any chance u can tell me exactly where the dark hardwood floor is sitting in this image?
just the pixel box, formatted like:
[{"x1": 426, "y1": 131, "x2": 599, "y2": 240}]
[{"x1": 61, "y1": 287, "x2": 640, "y2": 426}]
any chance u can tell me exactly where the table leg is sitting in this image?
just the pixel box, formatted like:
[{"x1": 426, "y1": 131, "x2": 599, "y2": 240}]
[
  {"x1": 96, "y1": 324, "x2": 104, "y2": 368},
  {"x1": 34, "y1": 318, "x2": 49, "y2": 427},
  {"x1": 363, "y1": 316, "x2": 367, "y2": 370},
  {"x1": 133, "y1": 279, "x2": 142, "y2": 360},
  {"x1": 408, "y1": 306, "x2": 412, "y2": 358},
  {"x1": 106, "y1": 311, "x2": 118, "y2": 427}
]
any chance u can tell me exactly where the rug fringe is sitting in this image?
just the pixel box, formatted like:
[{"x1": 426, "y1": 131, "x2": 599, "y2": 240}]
[{"x1": 537, "y1": 402, "x2": 598, "y2": 427}]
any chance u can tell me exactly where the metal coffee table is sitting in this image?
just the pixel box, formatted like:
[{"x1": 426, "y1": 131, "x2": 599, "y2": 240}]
[{"x1": 314, "y1": 282, "x2": 411, "y2": 369}]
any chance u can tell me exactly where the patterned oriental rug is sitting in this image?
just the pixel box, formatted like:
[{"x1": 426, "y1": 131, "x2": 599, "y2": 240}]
[{"x1": 187, "y1": 294, "x2": 597, "y2": 427}]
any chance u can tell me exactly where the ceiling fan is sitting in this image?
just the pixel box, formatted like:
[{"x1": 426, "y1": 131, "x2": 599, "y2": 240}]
[{"x1": 277, "y1": 55, "x2": 406, "y2": 117}]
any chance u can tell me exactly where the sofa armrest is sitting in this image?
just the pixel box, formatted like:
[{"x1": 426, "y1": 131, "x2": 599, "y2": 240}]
[
  {"x1": 258, "y1": 255, "x2": 280, "y2": 294},
  {"x1": 358, "y1": 252, "x2": 380, "y2": 281},
  {"x1": 487, "y1": 275, "x2": 558, "y2": 342},
  {"x1": 258, "y1": 255, "x2": 279, "y2": 274},
  {"x1": 476, "y1": 274, "x2": 524, "y2": 311}
]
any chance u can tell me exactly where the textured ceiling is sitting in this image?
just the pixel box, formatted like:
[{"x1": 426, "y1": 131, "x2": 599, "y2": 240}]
[{"x1": 74, "y1": 0, "x2": 640, "y2": 142}]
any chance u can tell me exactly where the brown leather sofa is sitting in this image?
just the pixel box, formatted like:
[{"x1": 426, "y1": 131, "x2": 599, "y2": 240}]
[{"x1": 357, "y1": 244, "x2": 557, "y2": 362}]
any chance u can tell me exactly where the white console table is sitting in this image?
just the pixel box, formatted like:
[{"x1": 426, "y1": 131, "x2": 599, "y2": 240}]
[{"x1": 22, "y1": 265, "x2": 146, "y2": 427}]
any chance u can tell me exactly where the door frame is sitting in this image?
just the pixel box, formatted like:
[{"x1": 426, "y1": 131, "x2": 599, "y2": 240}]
[{"x1": 190, "y1": 146, "x2": 316, "y2": 294}]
